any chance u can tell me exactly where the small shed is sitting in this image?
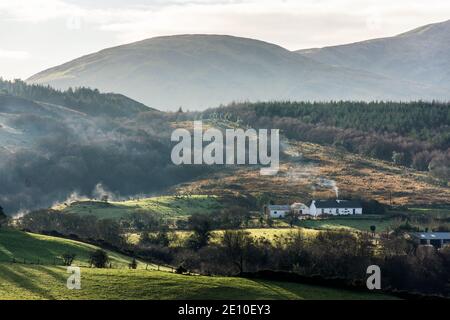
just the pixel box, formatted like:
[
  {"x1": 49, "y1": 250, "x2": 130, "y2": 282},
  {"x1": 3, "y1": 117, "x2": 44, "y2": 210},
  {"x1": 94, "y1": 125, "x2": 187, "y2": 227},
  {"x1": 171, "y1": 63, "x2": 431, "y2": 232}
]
[{"x1": 411, "y1": 232, "x2": 450, "y2": 248}]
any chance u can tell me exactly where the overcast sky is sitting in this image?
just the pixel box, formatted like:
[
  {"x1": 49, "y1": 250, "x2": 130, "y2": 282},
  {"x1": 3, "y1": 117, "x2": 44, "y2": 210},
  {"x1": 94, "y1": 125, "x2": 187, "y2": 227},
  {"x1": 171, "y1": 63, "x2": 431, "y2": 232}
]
[{"x1": 1, "y1": 0, "x2": 449, "y2": 80}]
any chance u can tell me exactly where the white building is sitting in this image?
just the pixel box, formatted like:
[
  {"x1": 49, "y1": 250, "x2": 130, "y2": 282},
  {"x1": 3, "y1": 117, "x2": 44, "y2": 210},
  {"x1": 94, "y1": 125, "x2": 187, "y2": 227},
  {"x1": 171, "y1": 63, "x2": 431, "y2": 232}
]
[
  {"x1": 267, "y1": 205, "x2": 291, "y2": 218},
  {"x1": 309, "y1": 200, "x2": 362, "y2": 217},
  {"x1": 290, "y1": 202, "x2": 310, "y2": 216}
]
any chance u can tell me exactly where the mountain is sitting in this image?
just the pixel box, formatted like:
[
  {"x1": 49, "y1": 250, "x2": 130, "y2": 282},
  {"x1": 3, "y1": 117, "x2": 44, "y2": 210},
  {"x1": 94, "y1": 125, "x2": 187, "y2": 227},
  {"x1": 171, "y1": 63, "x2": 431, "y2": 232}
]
[
  {"x1": 27, "y1": 34, "x2": 444, "y2": 111},
  {"x1": 298, "y1": 20, "x2": 450, "y2": 91}
]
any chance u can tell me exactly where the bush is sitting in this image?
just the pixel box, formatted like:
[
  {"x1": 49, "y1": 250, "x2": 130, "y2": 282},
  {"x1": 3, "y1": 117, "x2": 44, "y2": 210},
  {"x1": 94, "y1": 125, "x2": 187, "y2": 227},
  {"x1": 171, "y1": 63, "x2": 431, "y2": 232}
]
[
  {"x1": 175, "y1": 265, "x2": 188, "y2": 274},
  {"x1": 89, "y1": 249, "x2": 109, "y2": 268},
  {"x1": 61, "y1": 253, "x2": 76, "y2": 266},
  {"x1": 129, "y1": 258, "x2": 138, "y2": 269}
]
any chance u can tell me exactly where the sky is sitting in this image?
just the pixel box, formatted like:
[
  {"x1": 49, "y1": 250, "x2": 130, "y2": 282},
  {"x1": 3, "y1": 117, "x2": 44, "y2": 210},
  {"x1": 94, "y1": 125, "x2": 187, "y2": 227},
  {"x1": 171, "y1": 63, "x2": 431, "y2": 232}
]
[{"x1": 0, "y1": 0, "x2": 449, "y2": 80}]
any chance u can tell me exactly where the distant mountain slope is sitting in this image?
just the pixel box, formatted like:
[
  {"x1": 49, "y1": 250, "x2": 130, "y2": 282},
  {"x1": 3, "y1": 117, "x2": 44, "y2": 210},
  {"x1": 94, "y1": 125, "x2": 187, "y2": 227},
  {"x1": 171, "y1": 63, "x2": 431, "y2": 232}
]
[
  {"x1": 298, "y1": 20, "x2": 450, "y2": 91},
  {"x1": 27, "y1": 34, "x2": 444, "y2": 111},
  {"x1": 0, "y1": 79, "x2": 152, "y2": 117},
  {"x1": 0, "y1": 94, "x2": 89, "y2": 154},
  {"x1": 0, "y1": 92, "x2": 205, "y2": 214}
]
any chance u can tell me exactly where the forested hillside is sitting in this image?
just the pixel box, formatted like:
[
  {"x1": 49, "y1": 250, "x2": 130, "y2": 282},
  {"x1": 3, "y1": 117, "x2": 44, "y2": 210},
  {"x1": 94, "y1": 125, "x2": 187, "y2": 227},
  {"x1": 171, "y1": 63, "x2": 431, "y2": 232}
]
[
  {"x1": 203, "y1": 101, "x2": 450, "y2": 182},
  {"x1": 0, "y1": 83, "x2": 207, "y2": 214},
  {"x1": 0, "y1": 79, "x2": 151, "y2": 117}
]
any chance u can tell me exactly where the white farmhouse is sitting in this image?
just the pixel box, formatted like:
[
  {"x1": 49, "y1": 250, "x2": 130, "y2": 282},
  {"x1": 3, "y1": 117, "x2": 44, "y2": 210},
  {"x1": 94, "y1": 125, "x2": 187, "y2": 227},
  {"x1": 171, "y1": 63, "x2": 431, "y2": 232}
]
[
  {"x1": 309, "y1": 200, "x2": 362, "y2": 217},
  {"x1": 267, "y1": 205, "x2": 291, "y2": 218}
]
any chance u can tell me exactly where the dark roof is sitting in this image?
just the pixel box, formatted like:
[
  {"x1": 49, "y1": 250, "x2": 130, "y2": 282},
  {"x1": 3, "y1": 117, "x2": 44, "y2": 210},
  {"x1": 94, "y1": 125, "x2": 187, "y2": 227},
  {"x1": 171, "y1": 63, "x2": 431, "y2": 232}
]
[
  {"x1": 411, "y1": 232, "x2": 450, "y2": 240},
  {"x1": 313, "y1": 200, "x2": 361, "y2": 208},
  {"x1": 268, "y1": 205, "x2": 290, "y2": 211}
]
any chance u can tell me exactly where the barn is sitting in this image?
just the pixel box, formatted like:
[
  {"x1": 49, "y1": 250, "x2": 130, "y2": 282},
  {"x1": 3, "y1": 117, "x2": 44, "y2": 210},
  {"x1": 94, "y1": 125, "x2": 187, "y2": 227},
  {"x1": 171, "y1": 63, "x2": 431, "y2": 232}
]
[{"x1": 411, "y1": 232, "x2": 450, "y2": 248}]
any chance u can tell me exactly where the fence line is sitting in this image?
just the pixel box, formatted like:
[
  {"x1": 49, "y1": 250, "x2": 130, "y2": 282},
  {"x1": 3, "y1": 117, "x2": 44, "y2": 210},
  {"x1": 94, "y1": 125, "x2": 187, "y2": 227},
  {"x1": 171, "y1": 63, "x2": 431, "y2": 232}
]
[{"x1": 0, "y1": 256, "x2": 174, "y2": 272}]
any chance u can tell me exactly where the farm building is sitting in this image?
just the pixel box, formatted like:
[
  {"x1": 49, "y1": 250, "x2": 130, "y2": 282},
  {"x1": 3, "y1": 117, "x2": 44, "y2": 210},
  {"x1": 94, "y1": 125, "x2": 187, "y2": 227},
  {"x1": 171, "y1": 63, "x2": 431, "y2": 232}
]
[
  {"x1": 291, "y1": 202, "x2": 309, "y2": 215},
  {"x1": 410, "y1": 232, "x2": 450, "y2": 248},
  {"x1": 267, "y1": 205, "x2": 291, "y2": 218},
  {"x1": 309, "y1": 200, "x2": 362, "y2": 217}
]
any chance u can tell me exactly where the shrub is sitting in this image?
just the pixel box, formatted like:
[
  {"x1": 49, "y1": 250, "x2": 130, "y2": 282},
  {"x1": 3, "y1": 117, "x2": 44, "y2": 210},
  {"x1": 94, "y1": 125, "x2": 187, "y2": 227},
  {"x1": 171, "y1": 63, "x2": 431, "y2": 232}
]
[{"x1": 89, "y1": 249, "x2": 109, "y2": 268}]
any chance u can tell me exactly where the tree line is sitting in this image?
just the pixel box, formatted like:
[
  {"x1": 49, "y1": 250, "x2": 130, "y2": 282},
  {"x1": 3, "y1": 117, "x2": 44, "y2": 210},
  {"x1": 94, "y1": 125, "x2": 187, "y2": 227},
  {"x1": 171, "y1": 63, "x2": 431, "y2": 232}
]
[{"x1": 0, "y1": 78, "x2": 150, "y2": 117}]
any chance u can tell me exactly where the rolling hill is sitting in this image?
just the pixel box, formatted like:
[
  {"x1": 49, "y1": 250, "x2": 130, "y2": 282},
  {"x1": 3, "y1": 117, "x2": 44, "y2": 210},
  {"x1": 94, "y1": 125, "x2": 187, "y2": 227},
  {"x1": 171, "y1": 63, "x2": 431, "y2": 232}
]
[
  {"x1": 0, "y1": 264, "x2": 396, "y2": 300},
  {"x1": 55, "y1": 195, "x2": 223, "y2": 220},
  {"x1": 0, "y1": 228, "x2": 136, "y2": 267},
  {"x1": 26, "y1": 34, "x2": 445, "y2": 111},
  {"x1": 298, "y1": 19, "x2": 450, "y2": 91},
  {"x1": 0, "y1": 228, "x2": 396, "y2": 300}
]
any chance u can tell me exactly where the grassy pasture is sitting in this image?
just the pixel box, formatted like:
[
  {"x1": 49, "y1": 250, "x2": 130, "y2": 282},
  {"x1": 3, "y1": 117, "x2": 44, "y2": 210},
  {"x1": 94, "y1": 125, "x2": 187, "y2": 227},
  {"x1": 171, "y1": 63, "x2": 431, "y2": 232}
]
[
  {"x1": 127, "y1": 227, "x2": 319, "y2": 246},
  {"x1": 0, "y1": 228, "x2": 140, "y2": 268},
  {"x1": 0, "y1": 263, "x2": 397, "y2": 300},
  {"x1": 297, "y1": 216, "x2": 397, "y2": 233},
  {"x1": 58, "y1": 195, "x2": 223, "y2": 220}
]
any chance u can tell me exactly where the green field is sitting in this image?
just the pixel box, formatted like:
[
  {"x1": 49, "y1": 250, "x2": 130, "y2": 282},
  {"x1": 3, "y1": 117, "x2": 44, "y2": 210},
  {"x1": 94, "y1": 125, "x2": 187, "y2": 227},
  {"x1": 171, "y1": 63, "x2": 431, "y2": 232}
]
[
  {"x1": 0, "y1": 228, "x2": 139, "y2": 268},
  {"x1": 0, "y1": 228, "x2": 397, "y2": 300},
  {"x1": 58, "y1": 195, "x2": 223, "y2": 219},
  {"x1": 297, "y1": 216, "x2": 397, "y2": 233},
  {"x1": 0, "y1": 264, "x2": 397, "y2": 300},
  {"x1": 127, "y1": 227, "x2": 319, "y2": 246}
]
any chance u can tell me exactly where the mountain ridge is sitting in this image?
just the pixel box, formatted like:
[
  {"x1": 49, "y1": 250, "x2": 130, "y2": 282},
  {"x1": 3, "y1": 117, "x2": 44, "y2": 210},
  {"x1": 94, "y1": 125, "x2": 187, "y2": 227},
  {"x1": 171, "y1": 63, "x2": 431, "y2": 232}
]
[
  {"x1": 27, "y1": 33, "x2": 448, "y2": 111},
  {"x1": 297, "y1": 19, "x2": 450, "y2": 91}
]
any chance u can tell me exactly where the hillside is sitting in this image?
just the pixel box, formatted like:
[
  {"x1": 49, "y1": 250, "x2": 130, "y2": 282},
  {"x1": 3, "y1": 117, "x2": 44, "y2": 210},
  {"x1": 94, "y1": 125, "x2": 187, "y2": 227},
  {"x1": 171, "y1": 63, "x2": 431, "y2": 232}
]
[
  {"x1": 0, "y1": 228, "x2": 396, "y2": 300},
  {"x1": 56, "y1": 195, "x2": 223, "y2": 220},
  {"x1": 26, "y1": 34, "x2": 444, "y2": 111},
  {"x1": 174, "y1": 140, "x2": 450, "y2": 206},
  {"x1": 54, "y1": 138, "x2": 450, "y2": 234},
  {"x1": 298, "y1": 19, "x2": 450, "y2": 91},
  {"x1": 0, "y1": 91, "x2": 204, "y2": 215},
  {"x1": 0, "y1": 228, "x2": 135, "y2": 267},
  {"x1": 0, "y1": 264, "x2": 396, "y2": 300},
  {"x1": 0, "y1": 79, "x2": 151, "y2": 117}
]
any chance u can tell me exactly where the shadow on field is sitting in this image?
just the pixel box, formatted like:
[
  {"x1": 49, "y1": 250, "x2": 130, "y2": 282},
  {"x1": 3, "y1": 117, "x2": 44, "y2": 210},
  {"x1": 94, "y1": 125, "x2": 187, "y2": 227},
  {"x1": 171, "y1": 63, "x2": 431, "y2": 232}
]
[
  {"x1": 183, "y1": 280, "x2": 295, "y2": 300},
  {"x1": 0, "y1": 264, "x2": 56, "y2": 299}
]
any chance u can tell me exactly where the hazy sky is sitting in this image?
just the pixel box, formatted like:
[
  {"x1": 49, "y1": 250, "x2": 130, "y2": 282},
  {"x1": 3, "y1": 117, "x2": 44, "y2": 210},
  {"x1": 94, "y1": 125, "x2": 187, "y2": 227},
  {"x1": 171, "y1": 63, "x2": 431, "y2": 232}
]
[{"x1": 1, "y1": 0, "x2": 449, "y2": 79}]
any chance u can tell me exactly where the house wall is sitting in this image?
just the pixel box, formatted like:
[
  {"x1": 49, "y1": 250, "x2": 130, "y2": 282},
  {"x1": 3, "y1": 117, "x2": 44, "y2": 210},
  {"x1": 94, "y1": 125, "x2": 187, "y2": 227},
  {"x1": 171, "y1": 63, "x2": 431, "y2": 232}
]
[
  {"x1": 269, "y1": 210, "x2": 289, "y2": 218},
  {"x1": 309, "y1": 201, "x2": 362, "y2": 216},
  {"x1": 324, "y1": 208, "x2": 362, "y2": 215}
]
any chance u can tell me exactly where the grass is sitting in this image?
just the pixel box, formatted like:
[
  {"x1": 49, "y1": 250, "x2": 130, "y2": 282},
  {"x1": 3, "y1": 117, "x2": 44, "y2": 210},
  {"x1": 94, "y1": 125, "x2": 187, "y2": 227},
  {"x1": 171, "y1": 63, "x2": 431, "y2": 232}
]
[
  {"x1": 297, "y1": 216, "x2": 397, "y2": 233},
  {"x1": 57, "y1": 195, "x2": 223, "y2": 220},
  {"x1": 0, "y1": 228, "x2": 396, "y2": 300},
  {"x1": 127, "y1": 227, "x2": 319, "y2": 246},
  {"x1": 0, "y1": 228, "x2": 143, "y2": 268},
  {"x1": 0, "y1": 263, "x2": 397, "y2": 300}
]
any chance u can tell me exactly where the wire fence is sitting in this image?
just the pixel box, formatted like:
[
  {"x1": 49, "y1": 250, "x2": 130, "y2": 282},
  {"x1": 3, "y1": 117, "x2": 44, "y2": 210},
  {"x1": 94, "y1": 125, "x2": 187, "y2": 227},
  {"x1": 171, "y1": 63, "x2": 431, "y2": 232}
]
[{"x1": 0, "y1": 256, "x2": 174, "y2": 272}]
